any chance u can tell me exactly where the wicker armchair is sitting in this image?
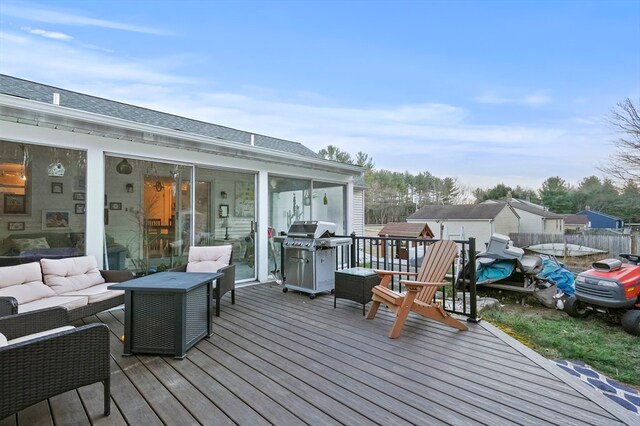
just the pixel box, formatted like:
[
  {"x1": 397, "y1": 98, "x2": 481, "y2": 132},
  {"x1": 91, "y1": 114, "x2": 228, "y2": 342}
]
[
  {"x1": 170, "y1": 245, "x2": 236, "y2": 316},
  {"x1": 0, "y1": 307, "x2": 111, "y2": 420}
]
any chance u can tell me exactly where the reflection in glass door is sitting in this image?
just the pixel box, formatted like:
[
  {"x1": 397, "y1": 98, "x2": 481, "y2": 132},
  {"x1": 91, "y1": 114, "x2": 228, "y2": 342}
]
[
  {"x1": 194, "y1": 167, "x2": 256, "y2": 282},
  {"x1": 104, "y1": 157, "x2": 191, "y2": 274}
]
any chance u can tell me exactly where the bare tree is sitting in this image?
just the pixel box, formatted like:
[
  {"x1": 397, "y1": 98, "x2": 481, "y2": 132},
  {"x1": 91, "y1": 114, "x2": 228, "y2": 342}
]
[{"x1": 601, "y1": 98, "x2": 640, "y2": 185}]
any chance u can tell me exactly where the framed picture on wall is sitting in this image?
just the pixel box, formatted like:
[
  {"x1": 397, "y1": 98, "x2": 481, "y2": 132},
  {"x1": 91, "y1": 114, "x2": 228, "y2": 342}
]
[
  {"x1": 75, "y1": 203, "x2": 85, "y2": 214},
  {"x1": 51, "y1": 182, "x2": 63, "y2": 194},
  {"x1": 109, "y1": 202, "x2": 122, "y2": 210},
  {"x1": 219, "y1": 204, "x2": 229, "y2": 218},
  {"x1": 73, "y1": 192, "x2": 85, "y2": 201},
  {"x1": 7, "y1": 222, "x2": 25, "y2": 231},
  {"x1": 73, "y1": 175, "x2": 86, "y2": 191},
  {"x1": 3, "y1": 194, "x2": 26, "y2": 214},
  {"x1": 42, "y1": 210, "x2": 70, "y2": 230}
]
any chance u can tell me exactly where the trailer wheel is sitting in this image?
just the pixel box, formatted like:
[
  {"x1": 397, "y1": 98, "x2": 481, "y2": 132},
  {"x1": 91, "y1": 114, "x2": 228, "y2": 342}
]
[
  {"x1": 564, "y1": 296, "x2": 590, "y2": 318},
  {"x1": 621, "y1": 310, "x2": 640, "y2": 336}
]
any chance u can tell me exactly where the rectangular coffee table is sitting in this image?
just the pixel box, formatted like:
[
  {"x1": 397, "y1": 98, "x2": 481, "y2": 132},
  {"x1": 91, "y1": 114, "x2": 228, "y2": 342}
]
[
  {"x1": 334, "y1": 267, "x2": 381, "y2": 315},
  {"x1": 108, "y1": 271, "x2": 222, "y2": 359}
]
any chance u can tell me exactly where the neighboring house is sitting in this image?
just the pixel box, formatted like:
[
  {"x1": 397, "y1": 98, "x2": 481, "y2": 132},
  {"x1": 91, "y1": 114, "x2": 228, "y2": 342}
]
[
  {"x1": 575, "y1": 209, "x2": 624, "y2": 229},
  {"x1": 0, "y1": 74, "x2": 364, "y2": 282},
  {"x1": 564, "y1": 214, "x2": 589, "y2": 233},
  {"x1": 406, "y1": 203, "x2": 519, "y2": 249},
  {"x1": 483, "y1": 197, "x2": 565, "y2": 234}
]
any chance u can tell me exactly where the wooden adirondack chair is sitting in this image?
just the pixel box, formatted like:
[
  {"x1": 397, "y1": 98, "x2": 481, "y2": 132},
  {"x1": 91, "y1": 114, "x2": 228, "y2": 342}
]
[{"x1": 366, "y1": 239, "x2": 468, "y2": 338}]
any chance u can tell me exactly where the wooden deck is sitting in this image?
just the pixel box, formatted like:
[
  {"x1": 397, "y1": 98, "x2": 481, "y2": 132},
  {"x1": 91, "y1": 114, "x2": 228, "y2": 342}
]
[{"x1": 2, "y1": 283, "x2": 636, "y2": 425}]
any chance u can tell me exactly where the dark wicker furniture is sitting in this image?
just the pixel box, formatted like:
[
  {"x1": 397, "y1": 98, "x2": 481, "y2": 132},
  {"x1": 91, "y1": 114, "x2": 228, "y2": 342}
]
[
  {"x1": 334, "y1": 267, "x2": 381, "y2": 315},
  {"x1": 170, "y1": 263, "x2": 236, "y2": 317},
  {"x1": 108, "y1": 272, "x2": 221, "y2": 359},
  {"x1": 0, "y1": 307, "x2": 111, "y2": 420}
]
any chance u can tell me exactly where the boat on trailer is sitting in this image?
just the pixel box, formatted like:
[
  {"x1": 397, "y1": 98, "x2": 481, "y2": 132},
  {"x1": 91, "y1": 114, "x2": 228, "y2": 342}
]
[{"x1": 526, "y1": 243, "x2": 607, "y2": 257}]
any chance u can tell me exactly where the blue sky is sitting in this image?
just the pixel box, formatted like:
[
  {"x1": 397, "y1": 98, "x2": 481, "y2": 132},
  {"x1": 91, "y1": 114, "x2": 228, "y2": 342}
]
[{"x1": 1, "y1": 0, "x2": 639, "y2": 192}]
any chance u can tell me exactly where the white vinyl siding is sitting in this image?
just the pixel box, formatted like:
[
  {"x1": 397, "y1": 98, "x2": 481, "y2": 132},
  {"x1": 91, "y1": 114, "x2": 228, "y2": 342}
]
[{"x1": 352, "y1": 189, "x2": 365, "y2": 236}]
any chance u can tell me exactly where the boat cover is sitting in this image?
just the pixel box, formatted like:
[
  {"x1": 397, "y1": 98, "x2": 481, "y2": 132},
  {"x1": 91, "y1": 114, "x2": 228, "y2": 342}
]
[
  {"x1": 476, "y1": 259, "x2": 516, "y2": 284},
  {"x1": 537, "y1": 257, "x2": 575, "y2": 296}
]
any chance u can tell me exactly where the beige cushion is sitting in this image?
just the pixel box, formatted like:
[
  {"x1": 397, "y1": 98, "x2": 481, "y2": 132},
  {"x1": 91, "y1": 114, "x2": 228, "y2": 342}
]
[
  {"x1": 41, "y1": 256, "x2": 105, "y2": 294},
  {"x1": 0, "y1": 262, "x2": 43, "y2": 289},
  {"x1": 0, "y1": 281, "x2": 56, "y2": 305},
  {"x1": 186, "y1": 245, "x2": 232, "y2": 273},
  {"x1": 12, "y1": 237, "x2": 50, "y2": 252},
  {"x1": 18, "y1": 296, "x2": 88, "y2": 313},
  {"x1": 4, "y1": 326, "x2": 75, "y2": 347},
  {"x1": 0, "y1": 262, "x2": 55, "y2": 305},
  {"x1": 60, "y1": 283, "x2": 124, "y2": 304}
]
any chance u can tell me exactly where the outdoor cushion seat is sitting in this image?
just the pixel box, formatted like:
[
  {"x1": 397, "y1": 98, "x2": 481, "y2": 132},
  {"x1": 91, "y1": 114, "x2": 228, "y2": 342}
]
[
  {"x1": 0, "y1": 307, "x2": 111, "y2": 419},
  {"x1": 59, "y1": 283, "x2": 125, "y2": 304},
  {"x1": 17, "y1": 295, "x2": 89, "y2": 314},
  {"x1": 170, "y1": 245, "x2": 236, "y2": 316},
  {"x1": 0, "y1": 256, "x2": 133, "y2": 322},
  {"x1": 1, "y1": 325, "x2": 75, "y2": 346}
]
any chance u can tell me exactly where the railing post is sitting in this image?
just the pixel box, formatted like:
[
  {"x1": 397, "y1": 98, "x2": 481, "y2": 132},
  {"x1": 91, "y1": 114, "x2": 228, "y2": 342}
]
[
  {"x1": 350, "y1": 232, "x2": 356, "y2": 267},
  {"x1": 466, "y1": 237, "x2": 480, "y2": 323}
]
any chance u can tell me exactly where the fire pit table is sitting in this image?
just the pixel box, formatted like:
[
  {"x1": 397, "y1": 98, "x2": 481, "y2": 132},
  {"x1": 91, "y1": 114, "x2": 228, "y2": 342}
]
[{"x1": 108, "y1": 271, "x2": 221, "y2": 359}]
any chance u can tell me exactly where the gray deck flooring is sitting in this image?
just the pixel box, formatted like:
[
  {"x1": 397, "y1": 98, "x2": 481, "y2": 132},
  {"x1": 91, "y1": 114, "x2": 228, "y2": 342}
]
[{"x1": 1, "y1": 283, "x2": 636, "y2": 425}]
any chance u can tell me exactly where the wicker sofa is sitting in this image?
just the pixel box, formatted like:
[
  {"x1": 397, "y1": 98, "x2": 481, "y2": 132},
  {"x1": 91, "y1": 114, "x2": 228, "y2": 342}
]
[
  {"x1": 0, "y1": 255, "x2": 133, "y2": 321},
  {"x1": 0, "y1": 306, "x2": 111, "y2": 420}
]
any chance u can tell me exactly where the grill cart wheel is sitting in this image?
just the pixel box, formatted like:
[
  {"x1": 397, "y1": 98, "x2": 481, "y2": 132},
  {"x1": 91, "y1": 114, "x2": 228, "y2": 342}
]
[
  {"x1": 621, "y1": 310, "x2": 640, "y2": 336},
  {"x1": 564, "y1": 296, "x2": 590, "y2": 318},
  {"x1": 282, "y1": 287, "x2": 288, "y2": 293}
]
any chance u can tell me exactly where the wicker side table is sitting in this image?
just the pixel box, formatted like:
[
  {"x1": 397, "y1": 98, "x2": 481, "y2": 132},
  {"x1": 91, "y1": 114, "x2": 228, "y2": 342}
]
[{"x1": 334, "y1": 267, "x2": 381, "y2": 315}]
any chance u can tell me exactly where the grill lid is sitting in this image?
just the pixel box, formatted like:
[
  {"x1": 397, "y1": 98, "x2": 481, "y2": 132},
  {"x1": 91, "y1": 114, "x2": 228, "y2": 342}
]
[{"x1": 287, "y1": 221, "x2": 336, "y2": 239}]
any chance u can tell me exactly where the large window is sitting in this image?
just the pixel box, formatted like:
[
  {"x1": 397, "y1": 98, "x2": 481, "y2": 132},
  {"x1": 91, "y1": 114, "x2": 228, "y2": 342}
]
[
  {"x1": 0, "y1": 141, "x2": 86, "y2": 266},
  {"x1": 269, "y1": 176, "x2": 345, "y2": 235}
]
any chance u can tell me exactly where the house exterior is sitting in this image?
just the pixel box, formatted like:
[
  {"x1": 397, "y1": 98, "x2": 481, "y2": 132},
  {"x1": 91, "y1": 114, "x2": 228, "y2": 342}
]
[
  {"x1": 483, "y1": 198, "x2": 565, "y2": 234},
  {"x1": 406, "y1": 203, "x2": 519, "y2": 249},
  {"x1": 575, "y1": 209, "x2": 624, "y2": 229},
  {"x1": 0, "y1": 74, "x2": 364, "y2": 282},
  {"x1": 564, "y1": 214, "x2": 589, "y2": 233}
]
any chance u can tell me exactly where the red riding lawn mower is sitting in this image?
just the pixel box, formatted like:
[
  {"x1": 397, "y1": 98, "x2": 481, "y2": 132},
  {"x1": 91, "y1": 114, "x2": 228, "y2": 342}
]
[{"x1": 564, "y1": 253, "x2": 640, "y2": 336}]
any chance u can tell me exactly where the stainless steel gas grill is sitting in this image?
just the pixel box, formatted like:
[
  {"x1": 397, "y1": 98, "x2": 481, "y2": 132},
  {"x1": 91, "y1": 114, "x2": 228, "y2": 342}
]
[{"x1": 282, "y1": 221, "x2": 352, "y2": 299}]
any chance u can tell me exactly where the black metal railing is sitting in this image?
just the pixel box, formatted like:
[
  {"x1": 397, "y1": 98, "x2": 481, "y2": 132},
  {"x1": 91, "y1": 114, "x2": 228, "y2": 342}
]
[
  {"x1": 276, "y1": 234, "x2": 479, "y2": 322},
  {"x1": 333, "y1": 234, "x2": 478, "y2": 322}
]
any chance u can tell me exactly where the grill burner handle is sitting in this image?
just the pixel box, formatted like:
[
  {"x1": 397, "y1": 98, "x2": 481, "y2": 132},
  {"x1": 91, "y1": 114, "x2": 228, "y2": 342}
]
[{"x1": 290, "y1": 257, "x2": 310, "y2": 263}]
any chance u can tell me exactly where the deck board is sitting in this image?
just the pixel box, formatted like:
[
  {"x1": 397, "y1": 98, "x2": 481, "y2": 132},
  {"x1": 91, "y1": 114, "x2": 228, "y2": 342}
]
[{"x1": 2, "y1": 283, "x2": 636, "y2": 425}]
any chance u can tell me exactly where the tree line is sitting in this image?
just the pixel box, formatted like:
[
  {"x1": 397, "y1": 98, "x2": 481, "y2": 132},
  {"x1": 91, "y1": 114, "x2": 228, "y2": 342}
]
[{"x1": 318, "y1": 98, "x2": 640, "y2": 225}]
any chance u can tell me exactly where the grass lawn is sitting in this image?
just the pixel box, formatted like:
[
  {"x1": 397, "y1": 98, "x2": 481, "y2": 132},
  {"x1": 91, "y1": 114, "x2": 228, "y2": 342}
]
[{"x1": 479, "y1": 291, "x2": 640, "y2": 390}]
